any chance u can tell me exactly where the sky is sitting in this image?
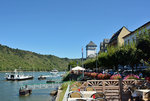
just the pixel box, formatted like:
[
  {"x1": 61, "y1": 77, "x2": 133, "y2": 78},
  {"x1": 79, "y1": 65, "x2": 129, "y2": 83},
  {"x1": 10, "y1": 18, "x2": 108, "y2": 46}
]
[{"x1": 0, "y1": 0, "x2": 150, "y2": 59}]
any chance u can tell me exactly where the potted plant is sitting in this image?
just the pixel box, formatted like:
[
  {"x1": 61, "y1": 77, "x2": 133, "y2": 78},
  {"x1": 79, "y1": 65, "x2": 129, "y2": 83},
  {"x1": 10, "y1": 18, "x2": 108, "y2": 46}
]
[
  {"x1": 110, "y1": 74, "x2": 122, "y2": 80},
  {"x1": 91, "y1": 72, "x2": 98, "y2": 79},
  {"x1": 124, "y1": 74, "x2": 139, "y2": 80},
  {"x1": 97, "y1": 73, "x2": 111, "y2": 80}
]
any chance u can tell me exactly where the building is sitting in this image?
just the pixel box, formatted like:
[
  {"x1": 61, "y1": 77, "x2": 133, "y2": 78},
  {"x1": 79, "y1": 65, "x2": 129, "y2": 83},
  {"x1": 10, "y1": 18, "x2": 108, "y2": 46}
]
[
  {"x1": 109, "y1": 27, "x2": 130, "y2": 47},
  {"x1": 100, "y1": 39, "x2": 110, "y2": 52},
  {"x1": 123, "y1": 21, "x2": 150, "y2": 45},
  {"x1": 86, "y1": 41, "x2": 97, "y2": 58}
]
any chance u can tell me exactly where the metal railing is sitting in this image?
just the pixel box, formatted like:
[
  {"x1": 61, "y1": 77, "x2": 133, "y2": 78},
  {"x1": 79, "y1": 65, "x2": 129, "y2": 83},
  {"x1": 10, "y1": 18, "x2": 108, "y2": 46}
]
[
  {"x1": 63, "y1": 84, "x2": 70, "y2": 101},
  {"x1": 20, "y1": 82, "x2": 62, "y2": 90}
]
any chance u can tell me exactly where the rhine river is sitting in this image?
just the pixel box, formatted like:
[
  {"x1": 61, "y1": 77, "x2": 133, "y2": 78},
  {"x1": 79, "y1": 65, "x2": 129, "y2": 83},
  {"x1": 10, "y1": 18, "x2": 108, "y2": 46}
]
[{"x1": 0, "y1": 72, "x2": 64, "y2": 101}]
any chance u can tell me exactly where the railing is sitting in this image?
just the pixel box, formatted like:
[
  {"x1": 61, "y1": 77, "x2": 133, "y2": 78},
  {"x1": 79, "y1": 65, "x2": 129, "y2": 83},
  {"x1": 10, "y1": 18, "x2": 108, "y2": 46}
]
[
  {"x1": 70, "y1": 79, "x2": 147, "y2": 101},
  {"x1": 20, "y1": 82, "x2": 62, "y2": 90},
  {"x1": 63, "y1": 84, "x2": 70, "y2": 101}
]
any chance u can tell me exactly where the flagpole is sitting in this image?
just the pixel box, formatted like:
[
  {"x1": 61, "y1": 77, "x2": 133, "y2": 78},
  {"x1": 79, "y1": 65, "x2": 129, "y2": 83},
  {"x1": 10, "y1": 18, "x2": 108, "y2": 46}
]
[
  {"x1": 82, "y1": 48, "x2": 83, "y2": 68},
  {"x1": 82, "y1": 47, "x2": 84, "y2": 78}
]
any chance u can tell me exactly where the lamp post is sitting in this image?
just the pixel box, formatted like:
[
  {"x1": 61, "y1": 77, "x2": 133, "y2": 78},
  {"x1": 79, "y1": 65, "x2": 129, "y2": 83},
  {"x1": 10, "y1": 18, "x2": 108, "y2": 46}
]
[
  {"x1": 96, "y1": 53, "x2": 98, "y2": 73},
  {"x1": 82, "y1": 48, "x2": 84, "y2": 78}
]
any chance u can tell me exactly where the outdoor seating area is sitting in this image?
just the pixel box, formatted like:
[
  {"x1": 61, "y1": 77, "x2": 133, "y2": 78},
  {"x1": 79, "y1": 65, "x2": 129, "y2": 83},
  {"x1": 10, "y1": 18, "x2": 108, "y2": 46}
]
[{"x1": 66, "y1": 79, "x2": 150, "y2": 101}]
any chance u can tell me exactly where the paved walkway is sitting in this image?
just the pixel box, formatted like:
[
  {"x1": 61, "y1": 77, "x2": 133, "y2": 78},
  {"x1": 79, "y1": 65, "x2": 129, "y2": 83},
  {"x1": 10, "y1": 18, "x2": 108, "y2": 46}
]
[{"x1": 55, "y1": 89, "x2": 62, "y2": 101}]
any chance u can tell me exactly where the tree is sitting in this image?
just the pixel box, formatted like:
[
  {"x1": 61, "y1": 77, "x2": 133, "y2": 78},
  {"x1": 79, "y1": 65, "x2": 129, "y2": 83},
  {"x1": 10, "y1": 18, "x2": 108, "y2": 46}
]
[
  {"x1": 84, "y1": 58, "x2": 96, "y2": 70},
  {"x1": 68, "y1": 60, "x2": 81, "y2": 70},
  {"x1": 136, "y1": 29, "x2": 150, "y2": 63}
]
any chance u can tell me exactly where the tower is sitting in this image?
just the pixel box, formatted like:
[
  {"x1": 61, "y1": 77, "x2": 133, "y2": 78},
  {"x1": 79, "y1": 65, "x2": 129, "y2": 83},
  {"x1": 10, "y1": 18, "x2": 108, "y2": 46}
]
[{"x1": 86, "y1": 41, "x2": 97, "y2": 58}]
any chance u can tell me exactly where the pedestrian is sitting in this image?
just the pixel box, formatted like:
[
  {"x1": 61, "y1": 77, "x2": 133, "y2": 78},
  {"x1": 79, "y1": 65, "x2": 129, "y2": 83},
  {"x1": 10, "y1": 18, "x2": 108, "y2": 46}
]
[{"x1": 139, "y1": 72, "x2": 143, "y2": 78}]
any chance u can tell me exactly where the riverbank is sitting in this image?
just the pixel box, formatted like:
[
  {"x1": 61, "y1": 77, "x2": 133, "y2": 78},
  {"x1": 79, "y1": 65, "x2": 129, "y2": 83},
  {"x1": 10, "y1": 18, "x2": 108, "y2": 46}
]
[
  {"x1": 55, "y1": 81, "x2": 75, "y2": 101},
  {"x1": 0, "y1": 70, "x2": 66, "y2": 72}
]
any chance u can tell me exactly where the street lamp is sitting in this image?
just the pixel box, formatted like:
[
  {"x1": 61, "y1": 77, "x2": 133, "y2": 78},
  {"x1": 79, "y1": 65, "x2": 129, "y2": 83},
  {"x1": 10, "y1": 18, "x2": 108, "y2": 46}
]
[{"x1": 96, "y1": 53, "x2": 98, "y2": 73}]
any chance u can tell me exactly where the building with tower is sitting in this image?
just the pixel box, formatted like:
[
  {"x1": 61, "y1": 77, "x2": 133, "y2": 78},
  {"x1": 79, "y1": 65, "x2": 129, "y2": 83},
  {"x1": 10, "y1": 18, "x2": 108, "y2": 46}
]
[
  {"x1": 100, "y1": 39, "x2": 110, "y2": 53},
  {"x1": 86, "y1": 41, "x2": 97, "y2": 58}
]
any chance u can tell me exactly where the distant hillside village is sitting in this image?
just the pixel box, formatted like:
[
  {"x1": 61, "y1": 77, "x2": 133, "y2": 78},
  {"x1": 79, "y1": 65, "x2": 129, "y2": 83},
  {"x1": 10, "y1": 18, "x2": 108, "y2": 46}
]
[{"x1": 85, "y1": 21, "x2": 150, "y2": 70}]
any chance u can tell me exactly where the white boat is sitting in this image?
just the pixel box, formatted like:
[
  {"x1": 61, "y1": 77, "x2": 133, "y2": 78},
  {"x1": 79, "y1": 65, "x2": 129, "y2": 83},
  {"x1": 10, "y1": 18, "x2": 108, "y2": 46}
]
[
  {"x1": 5, "y1": 69, "x2": 33, "y2": 81},
  {"x1": 50, "y1": 69, "x2": 58, "y2": 75},
  {"x1": 38, "y1": 75, "x2": 47, "y2": 80}
]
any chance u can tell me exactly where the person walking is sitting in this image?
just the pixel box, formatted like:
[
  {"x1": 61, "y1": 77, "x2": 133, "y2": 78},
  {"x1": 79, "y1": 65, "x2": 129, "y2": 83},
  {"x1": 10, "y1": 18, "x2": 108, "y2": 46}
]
[{"x1": 139, "y1": 72, "x2": 143, "y2": 79}]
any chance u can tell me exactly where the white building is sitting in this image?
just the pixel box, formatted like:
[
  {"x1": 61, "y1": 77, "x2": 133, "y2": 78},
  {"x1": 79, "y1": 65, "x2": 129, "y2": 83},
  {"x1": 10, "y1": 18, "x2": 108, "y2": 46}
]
[
  {"x1": 86, "y1": 41, "x2": 97, "y2": 58},
  {"x1": 123, "y1": 21, "x2": 150, "y2": 45}
]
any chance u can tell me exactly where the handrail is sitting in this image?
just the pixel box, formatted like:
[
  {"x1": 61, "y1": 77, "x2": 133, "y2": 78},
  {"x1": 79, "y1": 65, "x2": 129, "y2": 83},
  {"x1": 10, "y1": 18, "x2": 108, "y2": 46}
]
[{"x1": 63, "y1": 84, "x2": 70, "y2": 101}]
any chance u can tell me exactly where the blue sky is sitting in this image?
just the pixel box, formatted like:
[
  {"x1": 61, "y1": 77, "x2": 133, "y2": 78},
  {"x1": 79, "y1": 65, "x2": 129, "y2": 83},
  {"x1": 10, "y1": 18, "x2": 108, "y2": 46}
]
[{"x1": 0, "y1": 0, "x2": 150, "y2": 59}]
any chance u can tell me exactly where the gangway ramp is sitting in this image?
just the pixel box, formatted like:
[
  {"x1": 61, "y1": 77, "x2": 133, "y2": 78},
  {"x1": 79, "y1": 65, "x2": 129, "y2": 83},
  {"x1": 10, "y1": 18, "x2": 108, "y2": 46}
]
[{"x1": 20, "y1": 81, "x2": 63, "y2": 90}]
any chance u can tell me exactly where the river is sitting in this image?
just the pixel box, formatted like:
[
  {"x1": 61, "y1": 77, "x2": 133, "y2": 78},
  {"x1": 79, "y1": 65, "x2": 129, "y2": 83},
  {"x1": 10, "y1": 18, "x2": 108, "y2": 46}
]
[{"x1": 0, "y1": 72, "x2": 64, "y2": 101}]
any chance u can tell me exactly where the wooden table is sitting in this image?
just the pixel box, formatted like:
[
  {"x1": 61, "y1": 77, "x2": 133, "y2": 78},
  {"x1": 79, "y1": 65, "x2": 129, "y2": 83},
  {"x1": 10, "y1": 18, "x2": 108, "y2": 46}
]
[
  {"x1": 68, "y1": 91, "x2": 96, "y2": 101},
  {"x1": 80, "y1": 91, "x2": 96, "y2": 98},
  {"x1": 136, "y1": 89, "x2": 150, "y2": 101},
  {"x1": 68, "y1": 98, "x2": 95, "y2": 101}
]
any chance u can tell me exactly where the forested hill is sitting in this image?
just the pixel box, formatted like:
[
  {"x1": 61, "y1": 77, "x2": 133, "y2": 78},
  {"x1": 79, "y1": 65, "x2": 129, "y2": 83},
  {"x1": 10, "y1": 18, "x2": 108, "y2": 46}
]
[{"x1": 0, "y1": 44, "x2": 71, "y2": 71}]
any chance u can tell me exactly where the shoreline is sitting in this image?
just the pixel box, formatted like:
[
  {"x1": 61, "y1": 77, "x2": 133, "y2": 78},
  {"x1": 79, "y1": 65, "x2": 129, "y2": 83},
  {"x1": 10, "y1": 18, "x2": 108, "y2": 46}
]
[
  {"x1": 0, "y1": 70, "x2": 66, "y2": 72},
  {"x1": 0, "y1": 71, "x2": 50, "y2": 72}
]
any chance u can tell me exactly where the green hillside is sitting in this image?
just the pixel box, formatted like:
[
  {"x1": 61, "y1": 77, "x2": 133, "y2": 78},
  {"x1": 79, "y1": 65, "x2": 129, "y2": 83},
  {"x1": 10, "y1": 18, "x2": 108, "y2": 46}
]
[{"x1": 0, "y1": 44, "x2": 71, "y2": 71}]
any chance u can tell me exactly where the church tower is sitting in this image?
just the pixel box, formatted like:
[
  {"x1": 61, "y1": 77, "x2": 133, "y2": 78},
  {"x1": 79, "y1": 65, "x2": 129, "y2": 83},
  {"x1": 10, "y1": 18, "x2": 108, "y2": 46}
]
[{"x1": 86, "y1": 41, "x2": 97, "y2": 58}]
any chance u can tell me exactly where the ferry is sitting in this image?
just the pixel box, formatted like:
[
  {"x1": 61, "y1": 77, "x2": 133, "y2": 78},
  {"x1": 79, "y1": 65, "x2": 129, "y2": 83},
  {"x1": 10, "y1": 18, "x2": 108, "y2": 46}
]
[
  {"x1": 50, "y1": 69, "x2": 58, "y2": 75},
  {"x1": 5, "y1": 69, "x2": 33, "y2": 81}
]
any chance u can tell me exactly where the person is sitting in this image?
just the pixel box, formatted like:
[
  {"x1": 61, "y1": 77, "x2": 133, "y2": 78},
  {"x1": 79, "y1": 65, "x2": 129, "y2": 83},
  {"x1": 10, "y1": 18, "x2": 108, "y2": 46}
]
[
  {"x1": 102, "y1": 70, "x2": 105, "y2": 74},
  {"x1": 139, "y1": 72, "x2": 143, "y2": 78}
]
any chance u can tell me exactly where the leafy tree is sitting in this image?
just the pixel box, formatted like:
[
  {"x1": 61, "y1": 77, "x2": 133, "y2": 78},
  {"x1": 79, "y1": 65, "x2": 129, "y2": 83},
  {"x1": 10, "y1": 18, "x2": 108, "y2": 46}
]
[
  {"x1": 84, "y1": 58, "x2": 96, "y2": 69},
  {"x1": 136, "y1": 30, "x2": 150, "y2": 61},
  {"x1": 136, "y1": 29, "x2": 150, "y2": 66}
]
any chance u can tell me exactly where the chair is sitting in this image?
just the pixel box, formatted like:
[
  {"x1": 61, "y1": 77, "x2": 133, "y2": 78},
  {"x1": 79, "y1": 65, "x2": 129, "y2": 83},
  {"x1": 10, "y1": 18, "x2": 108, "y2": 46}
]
[
  {"x1": 95, "y1": 97, "x2": 107, "y2": 101},
  {"x1": 91, "y1": 92, "x2": 106, "y2": 99},
  {"x1": 68, "y1": 91, "x2": 83, "y2": 98},
  {"x1": 70, "y1": 86, "x2": 80, "y2": 91},
  {"x1": 75, "y1": 82, "x2": 82, "y2": 87},
  {"x1": 127, "y1": 87, "x2": 142, "y2": 101},
  {"x1": 145, "y1": 91, "x2": 150, "y2": 100},
  {"x1": 76, "y1": 99, "x2": 86, "y2": 101},
  {"x1": 85, "y1": 86, "x2": 96, "y2": 91}
]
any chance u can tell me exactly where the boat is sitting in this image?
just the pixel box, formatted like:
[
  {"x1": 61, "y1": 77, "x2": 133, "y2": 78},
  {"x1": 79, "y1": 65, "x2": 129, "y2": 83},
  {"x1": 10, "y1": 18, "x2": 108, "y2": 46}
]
[
  {"x1": 5, "y1": 69, "x2": 34, "y2": 81},
  {"x1": 46, "y1": 80, "x2": 55, "y2": 83},
  {"x1": 38, "y1": 75, "x2": 47, "y2": 80},
  {"x1": 50, "y1": 69, "x2": 58, "y2": 75},
  {"x1": 19, "y1": 88, "x2": 32, "y2": 96},
  {"x1": 19, "y1": 85, "x2": 32, "y2": 96}
]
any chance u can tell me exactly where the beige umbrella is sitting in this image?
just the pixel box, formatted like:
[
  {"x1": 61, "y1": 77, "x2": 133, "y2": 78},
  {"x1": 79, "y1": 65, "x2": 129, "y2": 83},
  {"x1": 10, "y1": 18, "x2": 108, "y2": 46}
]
[{"x1": 72, "y1": 66, "x2": 85, "y2": 71}]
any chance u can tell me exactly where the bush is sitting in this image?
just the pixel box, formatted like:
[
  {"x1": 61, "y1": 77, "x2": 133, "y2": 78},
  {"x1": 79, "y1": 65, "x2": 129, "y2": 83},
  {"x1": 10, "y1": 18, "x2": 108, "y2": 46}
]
[
  {"x1": 91, "y1": 72, "x2": 98, "y2": 78},
  {"x1": 87, "y1": 72, "x2": 91, "y2": 76},
  {"x1": 145, "y1": 77, "x2": 150, "y2": 82},
  {"x1": 97, "y1": 73, "x2": 111, "y2": 79},
  {"x1": 110, "y1": 74, "x2": 122, "y2": 80},
  {"x1": 124, "y1": 74, "x2": 139, "y2": 80},
  {"x1": 84, "y1": 72, "x2": 88, "y2": 76}
]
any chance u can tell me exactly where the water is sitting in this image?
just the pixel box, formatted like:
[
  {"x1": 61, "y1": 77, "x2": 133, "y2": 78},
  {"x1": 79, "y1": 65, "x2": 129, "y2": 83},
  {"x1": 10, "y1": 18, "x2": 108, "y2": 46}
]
[{"x1": 0, "y1": 72, "x2": 64, "y2": 101}]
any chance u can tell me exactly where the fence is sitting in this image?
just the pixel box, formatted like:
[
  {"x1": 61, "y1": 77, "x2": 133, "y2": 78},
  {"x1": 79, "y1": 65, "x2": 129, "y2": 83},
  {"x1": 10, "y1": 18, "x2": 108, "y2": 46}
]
[
  {"x1": 63, "y1": 84, "x2": 70, "y2": 101},
  {"x1": 72, "y1": 79, "x2": 146, "y2": 101}
]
